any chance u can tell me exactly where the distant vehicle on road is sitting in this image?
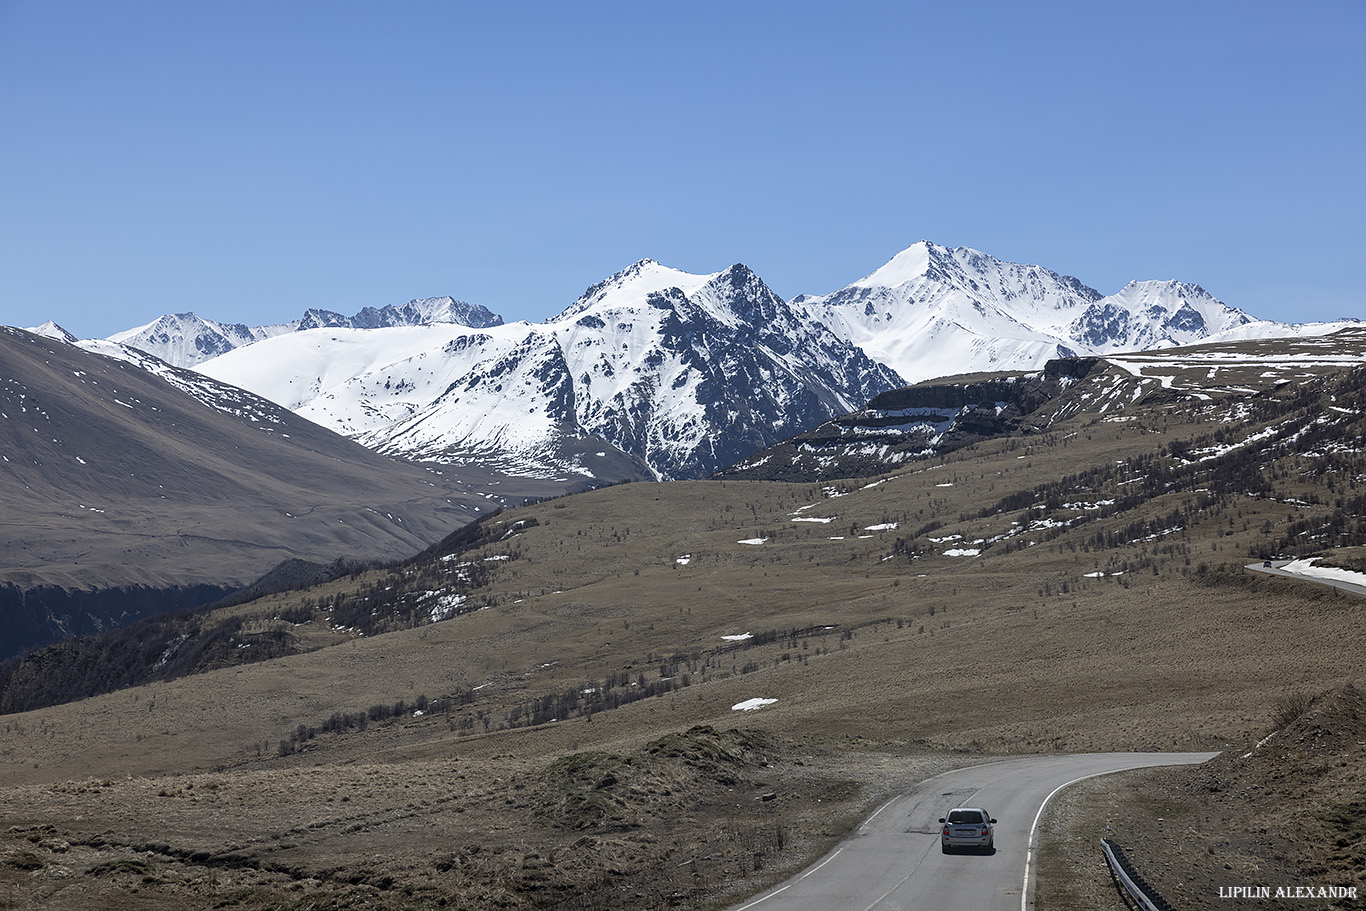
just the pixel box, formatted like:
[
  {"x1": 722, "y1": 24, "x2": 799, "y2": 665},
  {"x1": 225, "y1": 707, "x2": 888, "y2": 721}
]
[
  {"x1": 1264, "y1": 560, "x2": 1273, "y2": 568},
  {"x1": 939, "y1": 807, "x2": 996, "y2": 854}
]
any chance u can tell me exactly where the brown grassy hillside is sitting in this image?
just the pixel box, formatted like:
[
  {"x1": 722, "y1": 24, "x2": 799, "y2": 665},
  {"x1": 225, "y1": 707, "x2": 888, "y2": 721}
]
[{"x1": 1, "y1": 362, "x2": 1364, "y2": 909}]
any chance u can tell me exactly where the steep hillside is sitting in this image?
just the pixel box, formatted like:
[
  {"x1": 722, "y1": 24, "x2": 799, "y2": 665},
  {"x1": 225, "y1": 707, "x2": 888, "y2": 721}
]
[
  {"x1": 1041, "y1": 684, "x2": 1366, "y2": 910},
  {"x1": 0, "y1": 327, "x2": 569, "y2": 661},
  {"x1": 720, "y1": 327, "x2": 1366, "y2": 482}
]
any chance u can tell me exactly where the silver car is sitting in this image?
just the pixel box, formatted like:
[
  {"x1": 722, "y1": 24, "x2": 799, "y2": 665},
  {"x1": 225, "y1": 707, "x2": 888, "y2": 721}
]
[{"x1": 939, "y1": 807, "x2": 996, "y2": 853}]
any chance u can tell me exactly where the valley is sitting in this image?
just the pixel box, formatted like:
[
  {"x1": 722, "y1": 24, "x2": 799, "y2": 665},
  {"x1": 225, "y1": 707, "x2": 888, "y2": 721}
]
[{"x1": 2, "y1": 350, "x2": 1363, "y2": 908}]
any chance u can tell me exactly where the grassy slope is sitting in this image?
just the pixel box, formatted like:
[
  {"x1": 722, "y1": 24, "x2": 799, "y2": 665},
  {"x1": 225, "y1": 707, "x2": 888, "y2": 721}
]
[{"x1": 1, "y1": 373, "x2": 1364, "y2": 908}]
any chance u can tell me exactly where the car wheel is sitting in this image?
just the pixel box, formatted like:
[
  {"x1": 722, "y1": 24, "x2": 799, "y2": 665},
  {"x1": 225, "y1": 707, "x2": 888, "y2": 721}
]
[{"x1": 941, "y1": 843, "x2": 950, "y2": 854}]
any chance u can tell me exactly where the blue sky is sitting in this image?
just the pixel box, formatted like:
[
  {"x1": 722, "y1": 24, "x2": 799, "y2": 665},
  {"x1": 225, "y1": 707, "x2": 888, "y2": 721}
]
[{"x1": 1, "y1": 1, "x2": 1362, "y2": 338}]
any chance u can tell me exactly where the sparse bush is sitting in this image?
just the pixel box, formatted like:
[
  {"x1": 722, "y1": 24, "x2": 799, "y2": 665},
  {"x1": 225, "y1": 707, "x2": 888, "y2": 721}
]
[{"x1": 1271, "y1": 691, "x2": 1317, "y2": 729}]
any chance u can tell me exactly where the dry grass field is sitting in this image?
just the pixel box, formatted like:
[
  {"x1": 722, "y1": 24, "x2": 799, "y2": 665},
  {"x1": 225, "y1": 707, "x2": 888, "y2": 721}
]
[{"x1": 2, "y1": 371, "x2": 1364, "y2": 909}]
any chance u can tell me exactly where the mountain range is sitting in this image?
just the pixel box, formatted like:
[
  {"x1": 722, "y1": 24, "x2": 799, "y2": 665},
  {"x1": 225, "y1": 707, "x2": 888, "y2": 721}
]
[
  {"x1": 792, "y1": 242, "x2": 1278, "y2": 383},
  {"x1": 41, "y1": 242, "x2": 1359, "y2": 484},
  {"x1": 190, "y1": 260, "x2": 903, "y2": 480},
  {"x1": 106, "y1": 296, "x2": 503, "y2": 368}
]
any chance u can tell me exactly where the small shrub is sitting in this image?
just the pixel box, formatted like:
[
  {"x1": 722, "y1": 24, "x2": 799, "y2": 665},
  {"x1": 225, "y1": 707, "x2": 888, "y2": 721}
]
[{"x1": 1271, "y1": 691, "x2": 1316, "y2": 729}]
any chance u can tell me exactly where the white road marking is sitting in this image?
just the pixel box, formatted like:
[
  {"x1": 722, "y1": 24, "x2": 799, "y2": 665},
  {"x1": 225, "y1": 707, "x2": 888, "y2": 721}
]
[
  {"x1": 1021, "y1": 769, "x2": 1121, "y2": 911},
  {"x1": 731, "y1": 848, "x2": 845, "y2": 911}
]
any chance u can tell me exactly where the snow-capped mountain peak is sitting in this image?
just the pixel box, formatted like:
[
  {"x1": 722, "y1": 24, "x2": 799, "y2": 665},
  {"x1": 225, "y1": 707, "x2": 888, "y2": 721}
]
[
  {"x1": 792, "y1": 242, "x2": 1104, "y2": 383},
  {"x1": 26, "y1": 320, "x2": 78, "y2": 343},
  {"x1": 196, "y1": 258, "x2": 903, "y2": 481},
  {"x1": 1068, "y1": 280, "x2": 1255, "y2": 351},
  {"x1": 107, "y1": 312, "x2": 278, "y2": 368},
  {"x1": 848, "y1": 240, "x2": 936, "y2": 290},
  {"x1": 299, "y1": 296, "x2": 503, "y2": 332},
  {"x1": 551, "y1": 259, "x2": 719, "y2": 323},
  {"x1": 791, "y1": 241, "x2": 1288, "y2": 383}
]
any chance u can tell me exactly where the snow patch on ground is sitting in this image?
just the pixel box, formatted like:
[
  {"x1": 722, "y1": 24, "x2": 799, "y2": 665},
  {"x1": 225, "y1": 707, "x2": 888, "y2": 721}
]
[
  {"x1": 731, "y1": 698, "x2": 777, "y2": 712},
  {"x1": 1279, "y1": 559, "x2": 1366, "y2": 588}
]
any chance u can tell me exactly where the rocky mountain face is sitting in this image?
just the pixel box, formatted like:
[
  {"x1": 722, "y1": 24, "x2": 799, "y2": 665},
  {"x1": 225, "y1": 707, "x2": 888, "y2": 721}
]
[
  {"x1": 542, "y1": 260, "x2": 904, "y2": 479},
  {"x1": 294, "y1": 297, "x2": 503, "y2": 333},
  {"x1": 197, "y1": 261, "x2": 904, "y2": 481},
  {"x1": 715, "y1": 358, "x2": 1108, "y2": 481}
]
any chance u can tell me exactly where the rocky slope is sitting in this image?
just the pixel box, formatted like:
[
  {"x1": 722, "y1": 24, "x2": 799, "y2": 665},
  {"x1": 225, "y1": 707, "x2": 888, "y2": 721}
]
[{"x1": 718, "y1": 327, "x2": 1366, "y2": 482}]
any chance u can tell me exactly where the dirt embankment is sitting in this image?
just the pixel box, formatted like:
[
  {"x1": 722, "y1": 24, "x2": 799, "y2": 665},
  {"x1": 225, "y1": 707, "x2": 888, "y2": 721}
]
[
  {"x1": 0, "y1": 725, "x2": 954, "y2": 911},
  {"x1": 1040, "y1": 684, "x2": 1365, "y2": 911}
]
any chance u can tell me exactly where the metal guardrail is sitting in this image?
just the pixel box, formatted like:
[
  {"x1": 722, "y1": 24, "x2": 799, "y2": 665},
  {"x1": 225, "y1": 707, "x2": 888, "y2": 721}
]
[{"x1": 1101, "y1": 838, "x2": 1177, "y2": 911}]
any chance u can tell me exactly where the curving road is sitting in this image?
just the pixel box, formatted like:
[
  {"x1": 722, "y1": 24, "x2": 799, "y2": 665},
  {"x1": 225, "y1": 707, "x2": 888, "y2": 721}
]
[{"x1": 726, "y1": 751, "x2": 1217, "y2": 911}]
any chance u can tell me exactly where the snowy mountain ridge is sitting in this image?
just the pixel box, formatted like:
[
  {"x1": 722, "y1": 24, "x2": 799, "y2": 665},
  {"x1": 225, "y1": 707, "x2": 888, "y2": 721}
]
[
  {"x1": 35, "y1": 239, "x2": 1357, "y2": 483},
  {"x1": 106, "y1": 297, "x2": 502, "y2": 368},
  {"x1": 195, "y1": 262, "x2": 903, "y2": 481},
  {"x1": 790, "y1": 241, "x2": 1293, "y2": 384}
]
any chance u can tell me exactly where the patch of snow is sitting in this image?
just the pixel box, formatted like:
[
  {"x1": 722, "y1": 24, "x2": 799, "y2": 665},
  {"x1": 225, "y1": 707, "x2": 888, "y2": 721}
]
[
  {"x1": 731, "y1": 698, "x2": 777, "y2": 712},
  {"x1": 1279, "y1": 558, "x2": 1366, "y2": 588}
]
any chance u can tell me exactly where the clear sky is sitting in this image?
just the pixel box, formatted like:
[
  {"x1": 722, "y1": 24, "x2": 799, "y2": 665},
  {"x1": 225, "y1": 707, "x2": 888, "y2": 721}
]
[{"x1": 1, "y1": 1, "x2": 1362, "y2": 339}]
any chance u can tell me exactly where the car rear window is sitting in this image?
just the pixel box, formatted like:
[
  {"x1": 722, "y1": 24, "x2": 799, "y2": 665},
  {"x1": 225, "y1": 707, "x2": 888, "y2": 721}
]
[{"x1": 948, "y1": 810, "x2": 984, "y2": 824}]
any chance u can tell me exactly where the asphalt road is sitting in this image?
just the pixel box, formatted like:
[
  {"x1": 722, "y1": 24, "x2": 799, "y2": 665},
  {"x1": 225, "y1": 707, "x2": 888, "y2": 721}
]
[
  {"x1": 1248, "y1": 560, "x2": 1366, "y2": 596},
  {"x1": 725, "y1": 751, "x2": 1218, "y2": 911}
]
